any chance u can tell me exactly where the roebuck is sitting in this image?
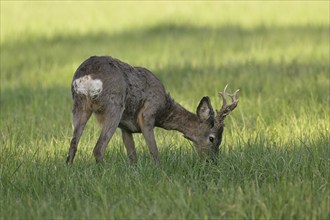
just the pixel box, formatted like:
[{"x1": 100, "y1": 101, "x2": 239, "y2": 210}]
[{"x1": 66, "y1": 56, "x2": 239, "y2": 165}]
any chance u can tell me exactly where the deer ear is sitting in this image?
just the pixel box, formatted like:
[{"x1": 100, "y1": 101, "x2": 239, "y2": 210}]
[{"x1": 196, "y1": 96, "x2": 214, "y2": 123}]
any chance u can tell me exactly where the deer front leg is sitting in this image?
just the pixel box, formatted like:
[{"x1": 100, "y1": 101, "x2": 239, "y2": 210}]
[
  {"x1": 138, "y1": 115, "x2": 160, "y2": 165},
  {"x1": 141, "y1": 126, "x2": 160, "y2": 166},
  {"x1": 121, "y1": 129, "x2": 137, "y2": 165},
  {"x1": 93, "y1": 106, "x2": 124, "y2": 163}
]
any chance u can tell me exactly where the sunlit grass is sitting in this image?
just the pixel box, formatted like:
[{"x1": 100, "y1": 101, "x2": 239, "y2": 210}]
[{"x1": 1, "y1": 1, "x2": 329, "y2": 219}]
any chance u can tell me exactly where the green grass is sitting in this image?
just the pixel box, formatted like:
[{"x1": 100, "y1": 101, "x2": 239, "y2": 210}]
[{"x1": 1, "y1": 1, "x2": 329, "y2": 219}]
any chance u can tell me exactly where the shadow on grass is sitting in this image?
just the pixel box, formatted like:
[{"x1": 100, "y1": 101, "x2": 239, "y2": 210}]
[
  {"x1": 2, "y1": 22, "x2": 328, "y2": 79},
  {"x1": 2, "y1": 23, "x2": 328, "y2": 113}
]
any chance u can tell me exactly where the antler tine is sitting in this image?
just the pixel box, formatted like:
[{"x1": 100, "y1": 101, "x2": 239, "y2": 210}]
[
  {"x1": 228, "y1": 89, "x2": 240, "y2": 103},
  {"x1": 215, "y1": 84, "x2": 239, "y2": 126},
  {"x1": 218, "y1": 84, "x2": 229, "y2": 107}
]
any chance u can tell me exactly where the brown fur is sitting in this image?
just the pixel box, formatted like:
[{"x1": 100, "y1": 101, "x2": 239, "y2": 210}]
[{"x1": 66, "y1": 56, "x2": 239, "y2": 165}]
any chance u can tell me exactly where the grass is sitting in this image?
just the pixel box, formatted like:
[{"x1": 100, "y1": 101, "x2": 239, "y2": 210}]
[{"x1": 1, "y1": 1, "x2": 329, "y2": 219}]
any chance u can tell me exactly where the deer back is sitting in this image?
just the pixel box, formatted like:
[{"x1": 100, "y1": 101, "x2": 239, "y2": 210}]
[{"x1": 71, "y1": 56, "x2": 168, "y2": 131}]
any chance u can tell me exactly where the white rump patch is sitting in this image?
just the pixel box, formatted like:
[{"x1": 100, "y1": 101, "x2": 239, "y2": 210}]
[{"x1": 73, "y1": 75, "x2": 103, "y2": 97}]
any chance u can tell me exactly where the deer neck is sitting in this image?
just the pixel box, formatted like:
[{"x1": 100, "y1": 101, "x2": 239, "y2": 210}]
[{"x1": 157, "y1": 97, "x2": 200, "y2": 139}]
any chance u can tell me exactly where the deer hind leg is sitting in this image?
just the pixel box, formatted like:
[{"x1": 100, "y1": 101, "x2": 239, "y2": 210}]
[
  {"x1": 93, "y1": 105, "x2": 124, "y2": 163},
  {"x1": 66, "y1": 105, "x2": 92, "y2": 164},
  {"x1": 121, "y1": 129, "x2": 137, "y2": 165}
]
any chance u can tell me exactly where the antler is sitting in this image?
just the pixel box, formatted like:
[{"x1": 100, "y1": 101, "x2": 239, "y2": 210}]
[{"x1": 215, "y1": 84, "x2": 239, "y2": 126}]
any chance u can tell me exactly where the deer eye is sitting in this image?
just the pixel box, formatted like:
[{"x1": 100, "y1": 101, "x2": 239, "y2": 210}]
[{"x1": 209, "y1": 136, "x2": 214, "y2": 143}]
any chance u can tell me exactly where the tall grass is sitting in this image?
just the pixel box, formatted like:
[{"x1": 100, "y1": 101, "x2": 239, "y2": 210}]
[{"x1": 1, "y1": 1, "x2": 329, "y2": 219}]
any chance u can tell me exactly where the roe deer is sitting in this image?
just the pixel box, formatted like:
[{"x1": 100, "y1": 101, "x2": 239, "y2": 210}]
[{"x1": 66, "y1": 56, "x2": 239, "y2": 165}]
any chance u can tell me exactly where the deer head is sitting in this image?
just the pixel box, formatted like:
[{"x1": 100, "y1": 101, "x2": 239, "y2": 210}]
[{"x1": 185, "y1": 84, "x2": 239, "y2": 158}]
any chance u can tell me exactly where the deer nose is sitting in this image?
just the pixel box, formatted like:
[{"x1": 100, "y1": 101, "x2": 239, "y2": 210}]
[
  {"x1": 204, "y1": 147, "x2": 218, "y2": 161},
  {"x1": 213, "y1": 146, "x2": 219, "y2": 155}
]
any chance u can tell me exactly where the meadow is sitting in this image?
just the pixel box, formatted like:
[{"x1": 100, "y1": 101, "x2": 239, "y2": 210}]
[{"x1": 1, "y1": 1, "x2": 329, "y2": 219}]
